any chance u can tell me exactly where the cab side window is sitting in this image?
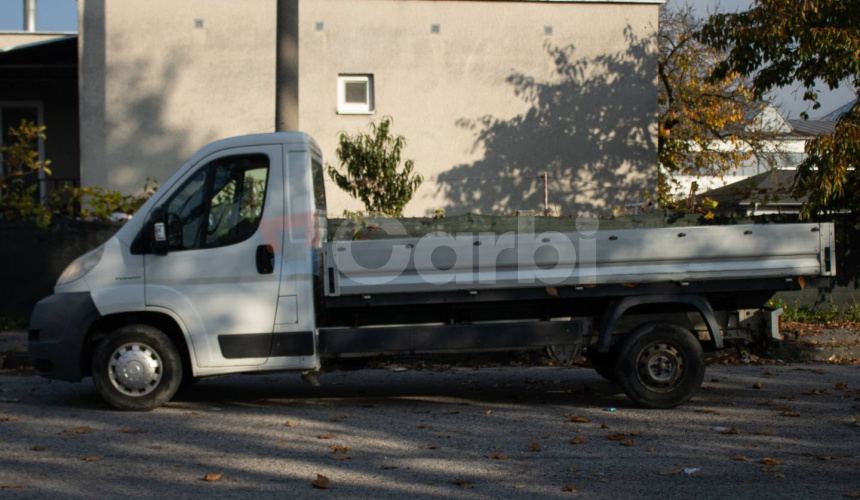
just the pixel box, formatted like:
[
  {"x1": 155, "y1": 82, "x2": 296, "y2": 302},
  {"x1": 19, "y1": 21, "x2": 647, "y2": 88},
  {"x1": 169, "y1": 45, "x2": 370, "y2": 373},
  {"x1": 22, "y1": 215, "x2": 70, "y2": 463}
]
[{"x1": 163, "y1": 154, "x2": 270, "y2": 251}]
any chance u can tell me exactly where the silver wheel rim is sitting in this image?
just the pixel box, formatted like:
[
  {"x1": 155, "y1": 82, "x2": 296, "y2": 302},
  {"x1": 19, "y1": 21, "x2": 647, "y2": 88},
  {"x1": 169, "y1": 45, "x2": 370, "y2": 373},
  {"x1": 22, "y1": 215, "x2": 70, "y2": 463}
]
[
  {"x1": 635, "y1": 342, "x2": 684, "y2": 393},
  {"x1": 107, "y1": 342, "x2": 163, "y2": 397}
]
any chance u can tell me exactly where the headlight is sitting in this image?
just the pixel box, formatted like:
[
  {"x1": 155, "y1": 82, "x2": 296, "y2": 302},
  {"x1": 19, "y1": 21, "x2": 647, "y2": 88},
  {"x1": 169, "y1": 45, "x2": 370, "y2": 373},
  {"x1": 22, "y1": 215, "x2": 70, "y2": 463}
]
[{"x1": 57, "y1": 246, "x2": 105, "y2": 286}]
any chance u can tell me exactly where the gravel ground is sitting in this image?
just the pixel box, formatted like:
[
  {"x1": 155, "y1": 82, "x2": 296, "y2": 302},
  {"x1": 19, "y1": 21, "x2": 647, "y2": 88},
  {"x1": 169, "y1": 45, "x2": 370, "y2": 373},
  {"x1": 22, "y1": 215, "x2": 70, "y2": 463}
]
[{"x1": 0, "y1": 364, "x2": 859, "y2": 499}]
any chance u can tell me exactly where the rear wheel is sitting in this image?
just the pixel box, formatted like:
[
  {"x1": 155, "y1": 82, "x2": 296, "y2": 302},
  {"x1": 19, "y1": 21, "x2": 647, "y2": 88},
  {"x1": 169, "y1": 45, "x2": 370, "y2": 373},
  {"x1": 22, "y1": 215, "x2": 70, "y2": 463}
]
[
  {"x1": 91, "y1": 324, "x2": 183, "y2": 411},
  {"x1": 616, "y1": 322, "x2": 705, "y2": 409}
]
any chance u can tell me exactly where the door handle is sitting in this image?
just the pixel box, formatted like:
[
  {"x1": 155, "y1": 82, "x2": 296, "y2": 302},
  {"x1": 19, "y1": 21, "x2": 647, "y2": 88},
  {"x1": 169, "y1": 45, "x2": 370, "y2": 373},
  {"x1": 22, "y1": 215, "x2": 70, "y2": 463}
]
[{"x1": 256, "y1": 244, "x2": 275, "y2": 274}]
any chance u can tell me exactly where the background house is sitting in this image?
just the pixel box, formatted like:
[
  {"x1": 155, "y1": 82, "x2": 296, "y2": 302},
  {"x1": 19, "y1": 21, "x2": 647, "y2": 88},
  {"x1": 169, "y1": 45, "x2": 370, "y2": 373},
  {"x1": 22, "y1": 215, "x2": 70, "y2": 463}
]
[
  {"x1": 667, "y1": 102, "x2": 840, "y2": 212},
  {"x1": 0, "y1": 8, "x2": 79, "y2": 202}
]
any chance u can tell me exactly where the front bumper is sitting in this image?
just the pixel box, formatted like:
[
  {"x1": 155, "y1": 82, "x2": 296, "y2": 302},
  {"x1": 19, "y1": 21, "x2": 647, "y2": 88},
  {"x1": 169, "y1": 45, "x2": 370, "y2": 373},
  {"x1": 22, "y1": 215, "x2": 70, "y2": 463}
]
[{"x1": 28, "y1": 292, "x2": 100, "y2": 382}]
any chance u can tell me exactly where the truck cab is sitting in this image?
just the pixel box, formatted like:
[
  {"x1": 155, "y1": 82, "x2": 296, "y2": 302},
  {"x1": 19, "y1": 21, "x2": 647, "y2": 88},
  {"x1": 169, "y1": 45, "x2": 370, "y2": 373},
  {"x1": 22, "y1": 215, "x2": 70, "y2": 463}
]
[{"x1": 30, "y1": 133, "x2": 327, "y2": 409}]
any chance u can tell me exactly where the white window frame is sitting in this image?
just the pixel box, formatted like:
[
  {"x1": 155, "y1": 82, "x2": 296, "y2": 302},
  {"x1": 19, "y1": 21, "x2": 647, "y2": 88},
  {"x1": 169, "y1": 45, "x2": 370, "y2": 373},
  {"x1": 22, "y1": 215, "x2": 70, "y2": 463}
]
[{"x1": 337, "y1": 75, "x2": 374, "y2": 115}]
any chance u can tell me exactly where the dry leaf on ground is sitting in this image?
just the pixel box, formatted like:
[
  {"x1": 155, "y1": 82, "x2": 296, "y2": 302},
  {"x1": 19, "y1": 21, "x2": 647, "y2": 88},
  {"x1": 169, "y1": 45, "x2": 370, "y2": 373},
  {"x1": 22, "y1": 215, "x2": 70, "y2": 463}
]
[
  {"x1": 658, "y1": 468, "x2": 682, "y2": 476},
  {"x1": 761, "y1": 458, "x2": 782, "y2": 466},
  {"x1": 0, "y1": 416, "x2": 20, "y2": 422},
  {"x1": 721, "y1": 427, "x2": 740, "y2": 435},
  {"x1": 606, "y1": 432, "x2": 639, "y2": 441},
  {"x1": 311, "y1": 474, "x2": 330, "y2": 489},
  {"x1": 62, "y1": 426, "x2": 93, "y2": 435},
  {"x1": 284, "y1": 421, "x2": 297, "y2": 427},
  {"x1": 526, "y1": 441, "x2": 542, "y2": 452},
  {"x1": 782, "y1": 410, "x2": 801, "y2": 418},
  {"x1": 563, "y1": 485, "x2": 579, "y2": 492},
  {"x1": 567, "y1": 415, "x2": 591, "y2": 423},
  {"x1": 331, "y1": 445, "x2": 351, "y2": 460},
  {"x1": 1, "y1": 484, "x2": 24, "y2": 489},
  {"x1": 732, "y1": 455, "x2": 746, "y2": 461},
  {"x1": 82, "y1": 456, "x2": 103, "y2": 461},
  {"x1": 119, "y1": 427, "x2": 147, "y2": 434},
  {"x1": 620, "y1": 439, "x2": 636, "y2": 447},
  {"x1": 32, "y1": 445, "x2": 44, "y2": 451},
  {"x1": 452, "y1": 479, "x2": 475, "y2": 489},
  {"x1": 488, "y1": 452, "x2": 509, "y2": 460},
  {"x1": 570, "y1": 435, "x2": 587, "y2": 445},
  {"x1": 318, "y1": 433, "x2": 336, "y2": 439},
  {"x1": 202, "y1": 473, "x2": 222, "y2": 482}
]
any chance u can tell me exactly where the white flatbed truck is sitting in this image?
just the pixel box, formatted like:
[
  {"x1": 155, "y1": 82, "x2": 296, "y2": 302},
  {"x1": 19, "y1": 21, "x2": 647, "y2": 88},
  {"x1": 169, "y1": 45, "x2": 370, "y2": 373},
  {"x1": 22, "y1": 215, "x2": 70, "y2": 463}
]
[{"x1": 28, "y1": 133, "x2": 835, "y2": 410}]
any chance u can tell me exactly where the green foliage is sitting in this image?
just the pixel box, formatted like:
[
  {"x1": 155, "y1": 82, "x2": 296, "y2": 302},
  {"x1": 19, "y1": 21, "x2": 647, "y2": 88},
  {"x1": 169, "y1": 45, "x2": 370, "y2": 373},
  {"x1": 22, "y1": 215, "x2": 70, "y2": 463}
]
[
  {"x1": 0, "y1": 121, "x2": 52, "y2": 227},
  {"x1": 0, "y1": 315, "x2": 29, "y2": 332},
  {"x1": 657, "y1": 5, "x2": 778, "y2": 205},
  {"x1": 767, "y1": 297, "x2": 860, "y2": 325},
  {"x1": 700, "y1": 0, "x2": 860, "y2": 216},
  {"x1": 326, "y1": 117, "x2": 423, "y2": 216},
  {"x1": 47, "y1": 178, "x2": 159, "y2": 222}
]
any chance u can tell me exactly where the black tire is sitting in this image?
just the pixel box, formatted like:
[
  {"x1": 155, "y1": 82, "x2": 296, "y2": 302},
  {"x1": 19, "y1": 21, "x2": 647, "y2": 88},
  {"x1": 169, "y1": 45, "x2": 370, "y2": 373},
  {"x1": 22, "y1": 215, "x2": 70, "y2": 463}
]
[
  {"x1": 91, "y1": 324, "x2": 183, "y2": 411},
  {"x1": 586, "y1": 350, "x2": 618, "y2": 383},
  {"x1": 616, "y1": 322, "x2": 705, "y2": 409}
]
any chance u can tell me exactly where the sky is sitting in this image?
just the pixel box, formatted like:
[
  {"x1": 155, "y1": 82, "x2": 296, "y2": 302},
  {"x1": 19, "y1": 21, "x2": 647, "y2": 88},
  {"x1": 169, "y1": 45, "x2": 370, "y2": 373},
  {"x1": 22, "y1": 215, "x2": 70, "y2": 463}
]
[
  {"x1": 0, "y1": 0, "x2": 854, "y2": 119},
  {"x1": 0, "y1": 0, "x2": 77, "y2": 32}
]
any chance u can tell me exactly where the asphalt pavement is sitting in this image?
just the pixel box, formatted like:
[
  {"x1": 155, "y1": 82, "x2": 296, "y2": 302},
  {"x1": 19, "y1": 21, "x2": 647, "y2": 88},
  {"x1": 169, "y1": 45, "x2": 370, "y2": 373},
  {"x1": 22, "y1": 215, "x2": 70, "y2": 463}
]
[{"x1": 0, "y1": 364, "x2": 859, "y2": 499}]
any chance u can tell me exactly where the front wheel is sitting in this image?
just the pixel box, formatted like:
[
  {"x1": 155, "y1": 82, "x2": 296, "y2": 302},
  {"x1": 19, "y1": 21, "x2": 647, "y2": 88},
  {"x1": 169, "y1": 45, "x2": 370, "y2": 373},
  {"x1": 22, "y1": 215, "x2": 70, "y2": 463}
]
[
  {"x1": 91, "y1": 324, "x2": 183, "y2": 411},
  {"x1": 616, "y1": 322, "x2": 705, "y2": 409}
]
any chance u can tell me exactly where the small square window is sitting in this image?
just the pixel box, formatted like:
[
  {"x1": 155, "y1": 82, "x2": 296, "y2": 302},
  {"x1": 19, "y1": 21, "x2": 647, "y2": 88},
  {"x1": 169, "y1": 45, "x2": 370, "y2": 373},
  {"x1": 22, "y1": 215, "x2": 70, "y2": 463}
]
[
  {"x1": 337, "y1": 75, "x2": 374, "y2": 114},
  {"x1": 315, "y1": 21, "x2": 324, "y2": 31},
  {"x1": 431, "y1": 24, "x2": 440, "y2": 34},
  {"x1": 544, "y1": 25, "x2": 553, "y2": 36}
]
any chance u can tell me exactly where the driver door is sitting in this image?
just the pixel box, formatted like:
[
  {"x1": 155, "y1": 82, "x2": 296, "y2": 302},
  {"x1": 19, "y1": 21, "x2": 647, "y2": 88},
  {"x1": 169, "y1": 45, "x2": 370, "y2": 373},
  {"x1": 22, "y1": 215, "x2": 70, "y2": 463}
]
[{"x1": 144, "y1": 145, "x2": 284, "y2": 367}]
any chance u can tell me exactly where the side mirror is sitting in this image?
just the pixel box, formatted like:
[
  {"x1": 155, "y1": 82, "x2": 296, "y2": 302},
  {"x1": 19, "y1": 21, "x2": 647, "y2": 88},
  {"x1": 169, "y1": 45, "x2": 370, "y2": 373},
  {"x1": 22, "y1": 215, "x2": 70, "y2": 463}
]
[{"x1": 151, "y1": 207, "x2": 169, "y2": 256}]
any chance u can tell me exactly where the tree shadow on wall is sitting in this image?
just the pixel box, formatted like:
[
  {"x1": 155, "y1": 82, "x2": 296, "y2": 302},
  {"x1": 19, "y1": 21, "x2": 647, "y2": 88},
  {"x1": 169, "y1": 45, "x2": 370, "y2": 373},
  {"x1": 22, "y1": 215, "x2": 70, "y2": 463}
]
[
  {"x1": 104, "y1": 55, "x2": 201, "y2": 192},
  {"x1": 438, "y1": 27, "x2": 657, "y2": 216}
]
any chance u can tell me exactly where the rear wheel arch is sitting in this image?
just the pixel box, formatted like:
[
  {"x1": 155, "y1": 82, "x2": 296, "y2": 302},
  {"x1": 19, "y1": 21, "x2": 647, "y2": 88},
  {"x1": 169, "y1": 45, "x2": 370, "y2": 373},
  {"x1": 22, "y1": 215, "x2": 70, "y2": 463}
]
[
  {"x1": 84, "y1": 311, "x2": 194, "y2": 380},
  {"x1": 597, "y1": 294, "x2": 723, "y2": 353}
]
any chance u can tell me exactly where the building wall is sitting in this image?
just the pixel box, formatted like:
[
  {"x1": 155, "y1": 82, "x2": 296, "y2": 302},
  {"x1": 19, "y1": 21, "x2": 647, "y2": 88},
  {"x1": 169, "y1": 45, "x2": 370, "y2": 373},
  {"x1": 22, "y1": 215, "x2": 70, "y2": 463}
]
[
  {"x1": 82, "y1": 0, "x2": 659, "y2": 217},
  {"x1": 302, "y1": 0, "x2": 658, "y2": 216},
  {"x1": 79, "y1": 0, "x2": 276, "y2": 191},
  {"x1": 0, "y1": 32, "x2": 71, "y2": 50}
]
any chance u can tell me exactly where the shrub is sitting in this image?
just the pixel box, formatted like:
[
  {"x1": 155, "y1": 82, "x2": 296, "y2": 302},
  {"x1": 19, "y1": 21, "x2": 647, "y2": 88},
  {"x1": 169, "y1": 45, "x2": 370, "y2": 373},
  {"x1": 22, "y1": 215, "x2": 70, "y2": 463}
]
[{"x1": 326, "y1": 117, "x2": 423, "y2": 217}]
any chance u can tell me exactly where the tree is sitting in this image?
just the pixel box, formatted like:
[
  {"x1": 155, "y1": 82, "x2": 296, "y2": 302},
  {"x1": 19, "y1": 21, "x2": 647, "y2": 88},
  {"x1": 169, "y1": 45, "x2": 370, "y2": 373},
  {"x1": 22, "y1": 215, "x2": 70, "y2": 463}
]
[
  {"x1": 657, "y1": 4, "x2": 778, "y2": 206},
  {"x1": 327, "y1": 117, "x2": 423, "y2": 216},
  {"x1": 0, "y1": 120, "x2": 52, "y2": 227},
  {"x1": 700, "y1": 0, "x2": 860, "y2": 216}
]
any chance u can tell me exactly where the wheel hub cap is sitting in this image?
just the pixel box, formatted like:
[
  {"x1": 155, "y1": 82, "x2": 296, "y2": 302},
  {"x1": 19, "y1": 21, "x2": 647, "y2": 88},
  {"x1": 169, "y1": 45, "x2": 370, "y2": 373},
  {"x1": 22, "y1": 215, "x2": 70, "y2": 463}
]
[
  {"x1": 108, "y1": 343, "x2": 162, "y2": 397},
  {"x1": 636, "y1": 343, "x2": 684, "y2": 392}
]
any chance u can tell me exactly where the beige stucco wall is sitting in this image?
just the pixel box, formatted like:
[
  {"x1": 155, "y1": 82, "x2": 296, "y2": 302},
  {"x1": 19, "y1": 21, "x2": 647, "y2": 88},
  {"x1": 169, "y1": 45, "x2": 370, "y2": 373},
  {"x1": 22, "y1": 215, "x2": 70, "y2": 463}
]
[
  {"x1": 82, "y1": 0, "x2": 658, "y2": 217},
  {"x1": 80, "y1": 0, "x2": 276, "y2": 190}
]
